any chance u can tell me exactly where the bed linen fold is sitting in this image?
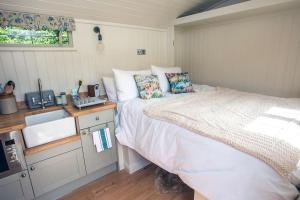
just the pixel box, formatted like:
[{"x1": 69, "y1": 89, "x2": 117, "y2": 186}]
[{"x1": 144, "y1": 87, "x2": 300, "y2": 177}]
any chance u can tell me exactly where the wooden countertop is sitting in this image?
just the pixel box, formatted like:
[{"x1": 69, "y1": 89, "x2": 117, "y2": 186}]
[
  {"x1": 64, "y1": 102, "x2": 117, "y2": 117},
  {"x1": 0, "y1": 101, "x2": 117, "y2": 154},
  {"x1": 0, "y1": 102, "x2": 117, "y2": 134},
  {"x1": 0, "y1": 105, "x2": 64, "y2": 134}
]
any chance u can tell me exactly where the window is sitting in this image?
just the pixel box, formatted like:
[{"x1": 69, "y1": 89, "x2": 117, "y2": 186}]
[{"x1": 0, "y1": 26, "x2": 72, "y2": 47}]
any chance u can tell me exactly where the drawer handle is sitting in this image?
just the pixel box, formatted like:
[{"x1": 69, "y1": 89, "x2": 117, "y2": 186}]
[
  {"x1": 21, "y1": 173, "x2": 27, "y2": 178},
  {"x1": 83, "y1": 123, "x2": 110, "y2": 135},
  {"x1": 30, "y1": 166, "x2": 36, "y2": 171},
  {"x1": 95, "y1": 116, "x2": 100, "y2": 121}
]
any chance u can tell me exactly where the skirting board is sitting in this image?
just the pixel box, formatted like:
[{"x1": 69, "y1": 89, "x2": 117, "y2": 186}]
[{"x1": 194, "y1": 191, "x2": 208, "y2": 200}]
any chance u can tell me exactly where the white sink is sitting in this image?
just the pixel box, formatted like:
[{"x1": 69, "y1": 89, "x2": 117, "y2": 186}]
[{"x1": 22, "y1": 110, "x2": 76, "y2": 148}]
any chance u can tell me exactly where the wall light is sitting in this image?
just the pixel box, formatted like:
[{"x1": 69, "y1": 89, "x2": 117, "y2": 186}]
[{"x1": 93, "y1": 26, "x2": 104, "y2": 51}]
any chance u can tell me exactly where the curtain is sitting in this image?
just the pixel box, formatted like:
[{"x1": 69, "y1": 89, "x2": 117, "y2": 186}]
[{"x1": 0, "y1": 10, "x2": 75, "y2": 31}]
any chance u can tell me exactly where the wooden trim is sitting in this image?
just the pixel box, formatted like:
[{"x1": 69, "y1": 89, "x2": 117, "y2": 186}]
[
  {"x1": 0, "y1": 123, "x2": 26, "y2": 134},
  {"x1": 75, "y1": 18, "x2": 167, "y2": 32},
  {"x1": 0, "y1": 47, "x2": 77, "y2": 52},
  {"x1": 24, "y1": 134, "x2": 81, "y2": 156},
  {"x1": 174, "y1": 0, "x2": 300, "y2": 27}
]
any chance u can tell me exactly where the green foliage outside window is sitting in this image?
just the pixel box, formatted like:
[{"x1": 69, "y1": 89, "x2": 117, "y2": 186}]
[{"x1": 0, "y1": 26, "x2": 71, "y2": 46}]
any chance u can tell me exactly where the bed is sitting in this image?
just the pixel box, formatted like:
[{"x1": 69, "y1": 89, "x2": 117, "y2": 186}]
[{"x1": 115, "y1": 85, "x2": 300, "y2": 200}]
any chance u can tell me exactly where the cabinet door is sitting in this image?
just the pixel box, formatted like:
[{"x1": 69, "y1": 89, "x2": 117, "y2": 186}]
[
  {"x1": 81, "y1": 122, "x2": 118, "y2": 174},
  {"x1": 0, "y1": 170, "x2": 34, "y2": 200},
  {"x1": 28, "y1": 148, "x2": 85, "y2": 197}
]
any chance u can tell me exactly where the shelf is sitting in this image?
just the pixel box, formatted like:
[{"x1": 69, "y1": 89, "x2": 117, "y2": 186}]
[
  {"x1": 174, "y1": 0, "x2": 300, "y2": 27},
  {"x1": 0, "y1": 46, "x2": 77, "y2": 52}
]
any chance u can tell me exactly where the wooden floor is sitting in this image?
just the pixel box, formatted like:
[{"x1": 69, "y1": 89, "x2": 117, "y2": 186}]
[{"x1": 60, "y1": 165, "x2": 194, "y2": 200}]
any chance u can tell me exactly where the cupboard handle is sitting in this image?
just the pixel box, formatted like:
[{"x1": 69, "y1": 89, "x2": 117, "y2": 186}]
[
  {"x1": 95, "y1": 116, "x2": 100, "y2": 121},
  {"x1": 21, "y1": 173, "x2": 26, "y2": 178},
  {"x1": 30, "y1": 166, "x2": 35, "y2": 171}
]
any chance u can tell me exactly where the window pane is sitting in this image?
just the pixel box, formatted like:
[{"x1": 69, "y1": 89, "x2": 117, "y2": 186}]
[{"x1": 0, "y1": 26, "x2": 71, "y2": 46}]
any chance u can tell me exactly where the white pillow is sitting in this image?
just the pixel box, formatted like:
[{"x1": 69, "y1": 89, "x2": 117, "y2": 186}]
[
  {"x1": 151, "y1": 65, "x2": 182, "y2": 93},
  {"x1": 113, "y1": 68, "x2": 151, "y2": 101},
  {"x1": 102, "y1": 77, "x2": 118, "y2": 102}
]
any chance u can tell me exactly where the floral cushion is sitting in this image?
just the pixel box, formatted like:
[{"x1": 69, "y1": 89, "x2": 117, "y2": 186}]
[
  {"x1": 134, "y1": 74, "x2": 164, "y2": 99},
  {"x1": 165, "y1": 72, "x2": 194, "y2": 94}
]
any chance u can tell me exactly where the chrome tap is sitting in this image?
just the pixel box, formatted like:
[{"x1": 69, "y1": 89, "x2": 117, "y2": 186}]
[{"x1": 38, "y1": 78, "x2": 47, "y2": 109}]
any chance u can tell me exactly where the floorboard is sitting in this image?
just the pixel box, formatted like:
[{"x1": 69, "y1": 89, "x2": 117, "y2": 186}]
[{"x1": 60, "y1": 165, "x2": 194, "y2": 200}]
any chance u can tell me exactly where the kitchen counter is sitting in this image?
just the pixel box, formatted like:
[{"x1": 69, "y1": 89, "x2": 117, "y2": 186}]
[
  {"x1": 0, "y1": 105, "x2": 64, "y2": 134},
  {"x1": 0, "y1": 101, "x2": 117, "y2": 134},
  {"x1": 0, "y1": 101, "x2": 117, "y2": 154}
]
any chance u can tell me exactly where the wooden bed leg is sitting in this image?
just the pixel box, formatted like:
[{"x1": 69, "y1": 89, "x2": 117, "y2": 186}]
[{"x1": 194, "y1": 191, "x2": 207, "y2": 200}]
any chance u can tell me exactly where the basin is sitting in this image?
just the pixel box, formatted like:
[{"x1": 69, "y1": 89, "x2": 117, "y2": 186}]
[{"x1": 22, "y1": 110, "x2": 76, "y2": 148}]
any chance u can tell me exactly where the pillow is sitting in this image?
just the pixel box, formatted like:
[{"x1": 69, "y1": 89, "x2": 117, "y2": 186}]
[
  {"x1": 151, "y1": 65, "x2": 181, "y2": 93},
  {"x1": 113, "y1": 68, "x2": 151, "y2": 101},
  {"x1": 165, "y1": 72, "x2": 194, "y2": 94},
  {"x1": 102, "y1": 77, "x2": 117, "y2": 102},
  {"x1": 133, "y1": 74, "x2": 164, "y2": 100}
]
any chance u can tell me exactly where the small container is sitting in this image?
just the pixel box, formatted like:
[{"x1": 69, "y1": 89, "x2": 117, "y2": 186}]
[
  {"x1": 0, "y1": 94, "x2": 18, "y2": 115},
  {"x1": 55, "y1": 96, "x2": 63, "y2": 105},
  {"x1": 60, "y1": 92, "x2": 67, "y2": 105}
]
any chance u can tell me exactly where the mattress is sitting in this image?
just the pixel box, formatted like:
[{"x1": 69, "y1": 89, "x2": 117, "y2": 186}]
[{"x1": 116, "y1": 85, "x2": 299, "y2": 200}]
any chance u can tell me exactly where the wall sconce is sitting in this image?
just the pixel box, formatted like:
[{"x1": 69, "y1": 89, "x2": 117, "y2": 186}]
[{"x1": 93, "y1": 26, "x2": 104, "y2": 51}]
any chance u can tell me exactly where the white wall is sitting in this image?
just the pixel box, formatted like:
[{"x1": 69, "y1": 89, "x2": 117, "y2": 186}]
[
  {"x1": 0, "y1": 20, "x2": 172, "y2": 101},
  {"x1": 175, "y1": 8, "x2": 300, "y2": 97}
]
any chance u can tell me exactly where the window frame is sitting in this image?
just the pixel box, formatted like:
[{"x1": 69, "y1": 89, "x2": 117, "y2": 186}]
[{"x1": 0, "y1": 27, "x2": 74, "y2": 48}]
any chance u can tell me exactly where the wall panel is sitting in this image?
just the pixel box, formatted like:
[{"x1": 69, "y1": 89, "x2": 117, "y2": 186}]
[
  {"x1": 0, "y1": 21, "x2": 170, "y2": 101},
  {"x1": 175, "y1": 8, "x2": 300, "y2": 97}
]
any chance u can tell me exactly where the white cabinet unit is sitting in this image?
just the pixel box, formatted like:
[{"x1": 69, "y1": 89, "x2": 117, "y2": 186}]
[{"x1": 0, "y1": 170, "x2": 34, "y2": 200}]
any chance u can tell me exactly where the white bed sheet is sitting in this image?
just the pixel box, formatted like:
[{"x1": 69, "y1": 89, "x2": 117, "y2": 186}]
[{"x1": 116, "y1": 85, "x2": 299, "y2": 200}]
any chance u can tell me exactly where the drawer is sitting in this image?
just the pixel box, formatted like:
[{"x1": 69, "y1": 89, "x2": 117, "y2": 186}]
[
  {"x1": 25, "y1": 140, "x2": 81, "y2": 165},
  {"x1": 78, "y1": 109, "x2": 114, "y2": 129}
]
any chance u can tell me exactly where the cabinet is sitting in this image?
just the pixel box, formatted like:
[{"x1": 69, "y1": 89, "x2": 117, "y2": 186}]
[
  {"x1": 28, "y1": 148, "x2": 85, "y2": 197},
  {"x1": 0, "y1": 170, "x2": 34, "y2": 200},
  {"x1": 79, "y1": 109, "x2": 118, "y2": 174}
]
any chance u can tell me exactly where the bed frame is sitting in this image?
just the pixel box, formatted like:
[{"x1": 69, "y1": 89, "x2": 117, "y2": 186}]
[
  {"x1": 122, "y1": 146, "x2": 208, "y2": 200},
  {"x1": 194, "y1": 191, "x2": 207, "y2": 200}
]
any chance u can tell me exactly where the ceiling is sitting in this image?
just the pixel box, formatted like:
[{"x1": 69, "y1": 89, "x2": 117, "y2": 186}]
[{"x1": 0, "y1": 0, "x2": 207, "y2": 28}]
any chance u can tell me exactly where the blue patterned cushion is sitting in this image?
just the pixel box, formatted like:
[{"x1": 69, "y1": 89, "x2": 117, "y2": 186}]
[
  {"x1": 165, "y1": 72, "x2": 194, "y2": 94},
  {"x1": 134, "y1": 74, "x2": 164, "y2": 99}
]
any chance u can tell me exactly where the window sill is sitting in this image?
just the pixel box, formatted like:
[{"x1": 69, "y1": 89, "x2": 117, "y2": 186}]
[{"x1": 0, "y1": 46, "x2": 77, "y2": 52}]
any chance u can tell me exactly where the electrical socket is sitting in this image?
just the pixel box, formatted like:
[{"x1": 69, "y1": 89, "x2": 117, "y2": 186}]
[{"x1": 137, "y1": 49, "x2": 146, "y2": 55}]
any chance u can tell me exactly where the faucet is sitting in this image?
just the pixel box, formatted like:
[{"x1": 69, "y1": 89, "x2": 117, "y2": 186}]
[{"x1": 38, "y1": 78, "x2": 47, "y2": 109}]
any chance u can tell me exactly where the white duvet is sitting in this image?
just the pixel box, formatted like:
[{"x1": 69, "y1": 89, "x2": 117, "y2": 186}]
[{"x1": 116, "y1": 85, "x2": 299, "y2": 200}]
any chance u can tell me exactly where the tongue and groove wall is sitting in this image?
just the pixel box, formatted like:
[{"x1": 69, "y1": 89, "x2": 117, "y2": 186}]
[
  {"x1": 0, "y1": 20, "x2": 172, "y2": 101},
  {"x1": 175, "y1": 8, "x2": 300, "y2": 97}
]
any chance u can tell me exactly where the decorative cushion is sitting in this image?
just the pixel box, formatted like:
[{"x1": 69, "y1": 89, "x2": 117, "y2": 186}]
[
  {"x1": 133, "y1": 74, "x2": 164, "y2": 99},
  {"x1": 113, "y1": 68, "x2": 151, "y2": 102},
  {"x1": 151, "y1": 65, "x2": 182, "y2": 93},
  {"x1": 102, "y1": 77, "x2": 117, "y2": 102},
  {"x1": 165, "y1": 72, "x2": 194, "y2": 94}
]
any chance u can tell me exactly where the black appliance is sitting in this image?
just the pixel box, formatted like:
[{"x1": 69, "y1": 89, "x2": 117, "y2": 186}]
[{"x1": 0, "y1": 130, "x2": 26, "y2": 179}]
